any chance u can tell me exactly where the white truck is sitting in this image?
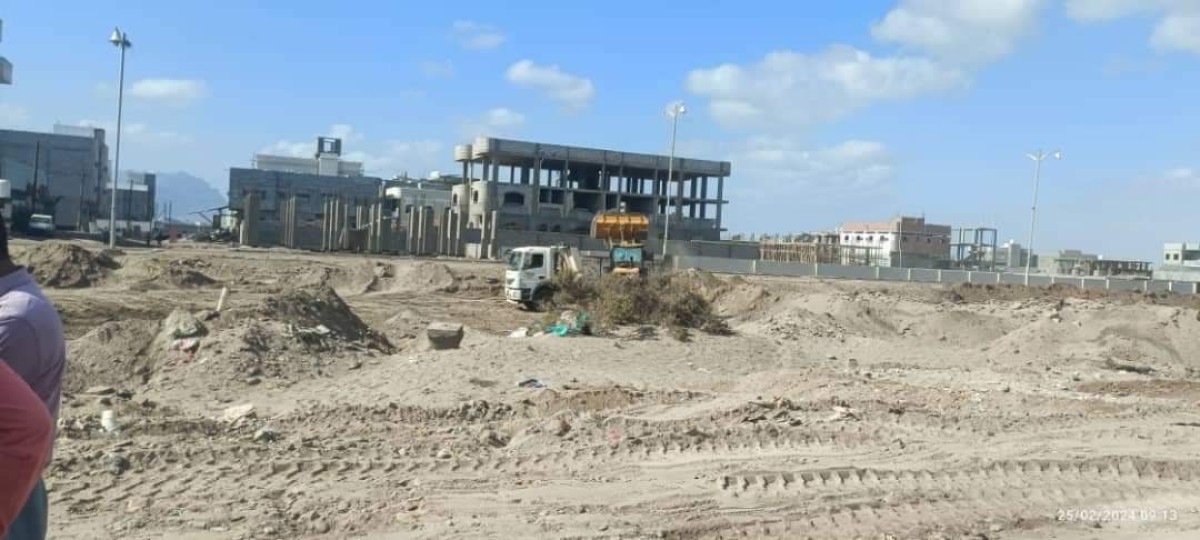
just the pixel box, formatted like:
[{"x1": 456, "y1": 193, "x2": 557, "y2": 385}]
[{"x1": 504, "y1": 246, "x2": 581, "y2": 309}]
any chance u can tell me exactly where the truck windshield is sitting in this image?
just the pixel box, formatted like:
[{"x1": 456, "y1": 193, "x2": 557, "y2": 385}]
[{"x1": 506, "y1": 251, "x2": 523, "y2": 271}]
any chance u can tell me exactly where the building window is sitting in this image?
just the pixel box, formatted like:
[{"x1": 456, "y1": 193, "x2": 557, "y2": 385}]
[{"x1": 844, "y1": 235, "x2": 850, "y2": 241}]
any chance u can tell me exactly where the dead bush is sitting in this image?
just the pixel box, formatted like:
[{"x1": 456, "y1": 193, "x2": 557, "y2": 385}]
[{"x1": 543, "y1": 272, "x2": 731, "y2": 339}]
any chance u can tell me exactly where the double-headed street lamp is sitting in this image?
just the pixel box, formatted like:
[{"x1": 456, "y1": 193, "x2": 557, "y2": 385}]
[
  {"x1": 1024, "y1": 149, "x2": 1061, "y2": 284},
  {"x1": 108, "y1": 27, "x2": 131, "y2": 248},
  {"x1": 662, "y1": 101, "x2": 686, "y2": 257}
]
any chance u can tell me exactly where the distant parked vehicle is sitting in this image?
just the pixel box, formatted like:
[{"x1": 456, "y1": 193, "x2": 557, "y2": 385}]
[{"x1": 27, "y1": 214, "x2": 54, "y2": 237}]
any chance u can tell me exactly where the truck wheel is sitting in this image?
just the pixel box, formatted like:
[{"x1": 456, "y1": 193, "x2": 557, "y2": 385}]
[{"x1": 529, "y1": 287, "x2": 552, "y2": 312}]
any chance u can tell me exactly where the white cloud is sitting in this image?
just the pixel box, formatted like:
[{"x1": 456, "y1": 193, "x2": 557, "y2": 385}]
[
  {"x1": 452, "y1": 21, "x2": 506, "y2": 50},
  {"x1": 733, "y1": 138, "x2": 895, "y2": 195},
  {"x1": 419, "y1": 60, "x2": 455, "y2": 78},
  {"x1": 129, "y1": 78, "x2": 209, "y2": 106},
  {"x1": 1151, "y1": 12, "x2": 1200, "y2": 53},
  {"x1": 871, "y1": 0, "x2": 1048, "y2": 65},
  {"x1": 1067, "y1": 0, "x2": 1200, "y2": 54},
  {"x1": 686, "y1": 46, "x2": 967, "y2": 130},
  {"x1": 460, "y1": 107, "x2": 526, "y2": 138},
  {"x1": 0, "y1": 103, "x2": 31, "y2": 128},
  {"x1": 505, "y1": 60, "x2": 596, "y2": 111},
  {"x1": 1158, "y1": 166, "x2": 1200, "y2": 188}
]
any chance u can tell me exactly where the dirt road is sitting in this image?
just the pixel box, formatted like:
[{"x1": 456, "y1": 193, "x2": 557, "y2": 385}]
[{"x1": 18, "y1": 240, "x2": 1200, "y2": 539}]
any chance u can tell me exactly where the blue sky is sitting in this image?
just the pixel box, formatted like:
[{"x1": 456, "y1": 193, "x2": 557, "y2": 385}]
[{"x1": 2, "y1": 0, "x2": 1199, "y2": 260}]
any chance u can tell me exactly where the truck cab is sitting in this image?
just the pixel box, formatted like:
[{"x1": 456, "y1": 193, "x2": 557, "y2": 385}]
[{"x1": 504, "y1": 246, "x2": 576, "y2": 307}]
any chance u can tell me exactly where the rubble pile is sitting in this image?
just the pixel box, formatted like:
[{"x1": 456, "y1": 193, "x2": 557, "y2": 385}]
[
  {"x1": 14, "y1": 243, "x2": 119, "y2": 288},
  {"x1": 258, "y1": 286, "x2": 393, "y2": 353}
]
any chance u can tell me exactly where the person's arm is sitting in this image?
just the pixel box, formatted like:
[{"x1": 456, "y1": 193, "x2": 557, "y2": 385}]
[{"x1": 0, "y1": 360, "x2": 53, "y2": 535}]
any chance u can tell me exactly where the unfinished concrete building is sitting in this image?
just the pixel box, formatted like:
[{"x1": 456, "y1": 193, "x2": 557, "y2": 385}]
[
  {"x1": 451, "y1": 137, "x2": 731, "y2": 241},
  {"x1": 839, "y1": 216, "x2": 952, "y2": 268}
]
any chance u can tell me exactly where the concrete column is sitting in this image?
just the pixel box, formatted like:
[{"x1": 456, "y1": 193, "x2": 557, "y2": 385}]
[
  {"x1": 492, "y1": 160, "x2": 500, "y2": 185},
  {"x1": 407, "y1": 207, "x2": 419, "y2": 255},
  {"x1": 689, "y1": 177, "x2": 698, "y2": 219},
  {"x1": 488, "y1": 210, "x2": 499, "y2": 259},
  {"x1": 715, "y1": 176, "x2": 725, "y2": 231},
  {"x1": 482, "y1": 159, "x2": 491, "y2": 182},
  {"x1": 675, "y1": 172, "x2": 685, "y2": 220},
  {"x1": 700, "y1": 176, "x2": 709, "y2": 219},
  {"x1": 478, "y1": 208, "x2": 490, "y2": 260},
  {"x1": 615, "y1": 165, "x2": 624, "y2": 211},
  {"x1": 562, "y1": 153, "x2": 570, "y2": 189}
]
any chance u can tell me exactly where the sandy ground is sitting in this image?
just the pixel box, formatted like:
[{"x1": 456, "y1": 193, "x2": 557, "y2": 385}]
[{"x1": 12, "y1": 239, "x2": 1200, "y2": 539}]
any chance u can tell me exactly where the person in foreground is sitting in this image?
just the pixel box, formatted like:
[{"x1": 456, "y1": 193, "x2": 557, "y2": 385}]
[
  {"x1": 0, "y1": 216, "x2": 68, "y2": 540},
  {"x1": 0, "y1": 360, "x2": 53, "y2": 536}
]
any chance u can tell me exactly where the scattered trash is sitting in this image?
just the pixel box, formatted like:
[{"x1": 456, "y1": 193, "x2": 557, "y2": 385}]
[
  {"x1": 222, "y1": 403, "x2": 257, "y2": 423},
  {"x1": 100, "y1": 410, "x2": 120, "y2": 433},
  {"x1": 827, "y1": 405, "x2": 860, "y2": 422},
  {"x1": 253, "y1": 426, "x2": 280, "y2": 443},
  {"x1": 509, "y1": 327, "x2": 530, "y2": 338},
  {"x1": 170, "y1": 338, "x2": 201, "y2": 353},
  {"x1": 85, "y1": 386, "x2": 116, "y2": 396},
  {"x1": 517, "y1": 378, "x2": 548, "y2": 389},
  {"x1": 216, "y1": 286, "x2": 230, "y2": 312},
  {"x1": 531, "y1": 311, "x2": 591, "y2": 337}
]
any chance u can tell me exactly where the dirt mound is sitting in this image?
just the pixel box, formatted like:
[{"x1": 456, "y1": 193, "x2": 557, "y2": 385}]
[
  {"x1": 15, "y1": 243, "x2": 118, "y2": 288},
  {"x1": 257, "y1": 286, "x2": 393, "y2": 352},
  {"x1": 119, "y1": 258, "x2": 218, "y2": 290},
  {"x1": 948, "y1": 282, "x2": 1198, "y2": 308},
  {"x1": 391, "y1": 261, "x2": 461, "y2": 293},
  {"x1": 65, "y1": 320, "x2": 159, "y2": 391}
]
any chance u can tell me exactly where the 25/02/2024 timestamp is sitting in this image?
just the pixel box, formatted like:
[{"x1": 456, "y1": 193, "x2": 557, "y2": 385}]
[{"x1": 1057, "y1": 508, "x2": 1179, "y2": 522}]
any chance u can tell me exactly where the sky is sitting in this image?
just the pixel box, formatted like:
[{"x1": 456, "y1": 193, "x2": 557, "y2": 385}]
[{"x1": 2, "y1": 0, "x2": 1199, "y2": 261}]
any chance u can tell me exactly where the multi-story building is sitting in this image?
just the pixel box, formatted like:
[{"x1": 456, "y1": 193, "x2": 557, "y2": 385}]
[
  {"x1": 98, "y1": 171, "x2": 156, "y2": 235},
  {"x1": 0, "y1": 124, "x2": 111, "y2": 231},
  {"x1": 230, "y1": 136, "x2": 380, "y2": 222},
  {"x1": 451, "y1": 136, "x2": 730, "y2": 241},
  {"x1": 838, "y1": 216, "x2": 951, "y2": 268},
  {"x1": 1154, "y1": 242, "x2": 1200, "y2": 282},
  {"x1": 1, "y1": 18, "x2": 13, "y2": 85},
  {"x1": 1035, "y1": 249, "x2": 1152, "y2": 278}
]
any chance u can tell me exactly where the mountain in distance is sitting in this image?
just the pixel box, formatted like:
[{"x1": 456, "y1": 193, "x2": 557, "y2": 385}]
[{"x1": 151, "y1": 171, "x2": 227, "y2": 223}]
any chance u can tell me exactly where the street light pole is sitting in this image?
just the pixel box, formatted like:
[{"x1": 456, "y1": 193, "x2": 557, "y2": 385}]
[
  {"x1": 108, "y1": 27, "x2": 131, "y2": 249},
  {"x1": 1024, "y1": 149, "x2": 1061, "y2": 285},
  {"x1": 662, "y1": 101, "x2": 685, "y2": 258}
]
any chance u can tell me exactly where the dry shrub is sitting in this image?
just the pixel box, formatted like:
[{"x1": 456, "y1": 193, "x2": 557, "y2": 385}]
[{"x1": 545, "y1": 272, "x2": 731, "y2": 339}]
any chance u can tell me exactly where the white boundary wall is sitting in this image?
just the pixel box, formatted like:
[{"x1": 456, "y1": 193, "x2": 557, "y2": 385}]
[{"x1": 673, "y1": 256, "x2": 1200, "y2": 295}]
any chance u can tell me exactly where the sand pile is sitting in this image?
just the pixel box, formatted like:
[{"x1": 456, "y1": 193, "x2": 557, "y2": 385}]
[
  {"x1": 391, "y1": 261, "x2": 461, "y2": 293},
  {"x1": 257, "y1": 286, "x2": 393, "y2": 352},
  {"x1": 15, "y1": 243, "x2": 118, "y2": 288},
  {"x1": 119, "y1": 258, "x2": 218, "y2": 289},
  {"x1": 65, "y1": 320, "x2": 159, "y2": 391}
]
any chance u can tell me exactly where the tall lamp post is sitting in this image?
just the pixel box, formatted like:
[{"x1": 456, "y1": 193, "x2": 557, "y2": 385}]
[
  {"x1": 108, "y1": 27, "x2": 131, "y2": 248},
  {"x1": 1024, "y1": 149, "x2": 1061, "y2": 285},
  {"x1": 662, "y1": 101, "x2": 686, "y2": 257}
]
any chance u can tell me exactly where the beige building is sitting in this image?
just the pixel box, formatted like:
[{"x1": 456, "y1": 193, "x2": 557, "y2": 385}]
[{"x1": 838, "y1": 216, "x2": 951, "y2": 268}]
